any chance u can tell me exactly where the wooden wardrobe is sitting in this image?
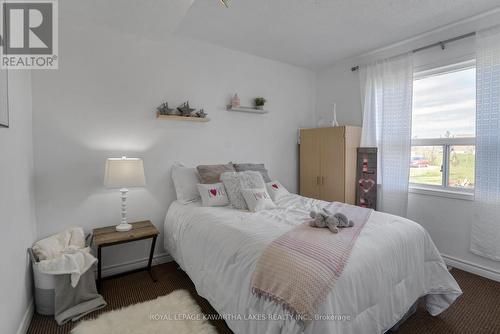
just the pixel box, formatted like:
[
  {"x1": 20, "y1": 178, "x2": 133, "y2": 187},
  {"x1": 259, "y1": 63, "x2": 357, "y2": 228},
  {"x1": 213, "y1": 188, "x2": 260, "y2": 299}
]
[{"x1": 299, "y1": 126, "x2": 361, "y2": 204}]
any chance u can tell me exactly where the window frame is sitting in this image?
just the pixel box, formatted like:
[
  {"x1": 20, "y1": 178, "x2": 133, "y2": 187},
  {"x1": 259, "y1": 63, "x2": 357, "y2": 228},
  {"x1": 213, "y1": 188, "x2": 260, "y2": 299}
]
[{"x1": 410, "y1": 60, "x2": 476, "y2": 200}]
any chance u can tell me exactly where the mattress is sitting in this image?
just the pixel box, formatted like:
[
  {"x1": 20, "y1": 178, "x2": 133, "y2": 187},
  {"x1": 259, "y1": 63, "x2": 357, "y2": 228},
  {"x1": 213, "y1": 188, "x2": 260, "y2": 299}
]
[{"x1": 163, "y1": 194, "x2": 461, "y2": 334}]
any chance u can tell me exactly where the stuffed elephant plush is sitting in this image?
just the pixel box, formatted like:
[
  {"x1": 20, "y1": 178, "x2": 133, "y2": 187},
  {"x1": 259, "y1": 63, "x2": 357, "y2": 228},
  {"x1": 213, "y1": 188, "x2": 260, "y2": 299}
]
[{"x1": 309, "y1": 208, "x2": 354, "y2": 233}]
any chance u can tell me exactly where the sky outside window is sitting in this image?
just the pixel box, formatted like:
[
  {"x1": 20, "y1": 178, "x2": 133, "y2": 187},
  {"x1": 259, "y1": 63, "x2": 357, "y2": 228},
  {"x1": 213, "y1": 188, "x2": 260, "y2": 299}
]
[{"x1": 412, "y1": 68, "x2": 476, "y2": 139}]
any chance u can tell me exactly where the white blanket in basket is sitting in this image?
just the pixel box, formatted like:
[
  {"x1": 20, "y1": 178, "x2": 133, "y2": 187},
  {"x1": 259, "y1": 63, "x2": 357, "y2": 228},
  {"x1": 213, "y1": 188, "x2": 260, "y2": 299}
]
[{"x1": 33, "y1": 227, "x2": 96, "y2": 287}]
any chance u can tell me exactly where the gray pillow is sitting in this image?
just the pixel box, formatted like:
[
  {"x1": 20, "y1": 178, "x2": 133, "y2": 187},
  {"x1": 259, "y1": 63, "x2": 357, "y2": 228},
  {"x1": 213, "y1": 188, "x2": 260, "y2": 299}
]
[
  {"x1": 197, "y1": 163, "x2": 236, "y2": 184},
  {"x1": 221, "y1": 171, "x2": 266, "y2": 210},
  {"x1": 233, "y1": 163, "x2": 271, "y2": 182}
]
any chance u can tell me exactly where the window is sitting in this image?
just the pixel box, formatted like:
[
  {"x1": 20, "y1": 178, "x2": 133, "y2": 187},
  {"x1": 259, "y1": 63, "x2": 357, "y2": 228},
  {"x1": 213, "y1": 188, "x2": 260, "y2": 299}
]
[{"x1": 410, "y1": 61, "x2": 475, "y2": 193}]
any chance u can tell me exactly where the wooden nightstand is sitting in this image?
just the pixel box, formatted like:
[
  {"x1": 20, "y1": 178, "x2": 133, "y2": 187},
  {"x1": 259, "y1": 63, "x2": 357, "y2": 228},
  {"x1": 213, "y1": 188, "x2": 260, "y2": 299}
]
[{"x1": 92, "y1": 220, "x2": 159, "y2": 291}]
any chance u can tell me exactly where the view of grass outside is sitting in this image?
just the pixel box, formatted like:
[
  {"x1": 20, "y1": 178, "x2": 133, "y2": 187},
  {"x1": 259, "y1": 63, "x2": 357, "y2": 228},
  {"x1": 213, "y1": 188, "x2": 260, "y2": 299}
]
[
  {"x1": 449, "y1": 145, "x2": 475, "y2": 189},
  {"x1": 409, "y1": 145, "x2": 475, "y2": 189},
  {"x1": 410, "y1": 146, "x2": 443, "y2": 185}
]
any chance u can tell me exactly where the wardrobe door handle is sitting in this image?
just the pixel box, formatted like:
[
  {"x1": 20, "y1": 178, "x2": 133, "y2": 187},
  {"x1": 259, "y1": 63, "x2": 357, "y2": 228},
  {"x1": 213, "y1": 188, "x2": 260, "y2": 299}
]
[
  {"x1": 316, "y1": 176, "x2": 320, "y2": 185},
  {"x1": 322, "y1": 176, "x2": 325, "y2": 185}
]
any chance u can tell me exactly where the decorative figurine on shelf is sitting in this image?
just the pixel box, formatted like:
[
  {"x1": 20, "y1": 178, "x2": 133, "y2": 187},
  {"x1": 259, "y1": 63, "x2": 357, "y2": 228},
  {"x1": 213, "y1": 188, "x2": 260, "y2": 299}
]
[
  {"x1": 254, "y1": 97, "x2": 267, "y2": 110},
  {"x1": 156, "y1": 101, "x2": 174, "y2": 115},
  {"x1": 231, "y1": 93, "x2": 240, "y2": 108},
  {"x1": 178, "y1": 101, "x2": 196, "y2": 116},
  {"x1": 332, "y1": 103, "x2": 339, "y2": 127},
  {"x1": 195, "y1": 109, "x2": 207, "y2": 118}
]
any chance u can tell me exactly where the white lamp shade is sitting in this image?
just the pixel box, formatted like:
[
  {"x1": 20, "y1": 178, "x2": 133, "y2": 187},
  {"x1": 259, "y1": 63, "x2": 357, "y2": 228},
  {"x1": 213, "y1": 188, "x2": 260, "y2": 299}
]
[{"x1": 104, "y1": 157, "x2": 146, "y2": 188}]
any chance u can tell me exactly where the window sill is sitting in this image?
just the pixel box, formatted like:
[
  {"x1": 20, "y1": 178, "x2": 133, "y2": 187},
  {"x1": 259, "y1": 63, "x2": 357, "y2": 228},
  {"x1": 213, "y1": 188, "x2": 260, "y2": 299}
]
[{"x1": 409, "y1": 186, "x2": 474, "y2": 201}]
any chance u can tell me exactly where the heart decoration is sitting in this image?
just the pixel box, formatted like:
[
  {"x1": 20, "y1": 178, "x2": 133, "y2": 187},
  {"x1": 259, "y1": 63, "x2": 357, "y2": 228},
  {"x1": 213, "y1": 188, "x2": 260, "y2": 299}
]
[
  {"x1": 272, "y1": 184, "x2": 279, "y2": 189},
  {"x1": 209, "y1": 188, "x2": 218, "y2": 197},
  {"x1": 358, "y1": 178, "x2": 375, "y2": 193}
]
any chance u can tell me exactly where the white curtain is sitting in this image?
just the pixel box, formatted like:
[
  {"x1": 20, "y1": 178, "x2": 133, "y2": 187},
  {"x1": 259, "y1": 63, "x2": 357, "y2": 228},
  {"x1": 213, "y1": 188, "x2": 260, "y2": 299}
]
[
  {"x1": 470, "y1": 25, "x2": 500, "y2": 261},
  {"x1": 359, "y1": 53, "x2": 414, "y2": 217}
]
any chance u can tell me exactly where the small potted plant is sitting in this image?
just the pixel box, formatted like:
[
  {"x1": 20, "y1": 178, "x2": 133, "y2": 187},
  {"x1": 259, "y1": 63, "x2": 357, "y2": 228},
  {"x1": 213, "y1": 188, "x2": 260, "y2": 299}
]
[{"x1": 254, "y1": 97, "x2": 267, "y2": 110}]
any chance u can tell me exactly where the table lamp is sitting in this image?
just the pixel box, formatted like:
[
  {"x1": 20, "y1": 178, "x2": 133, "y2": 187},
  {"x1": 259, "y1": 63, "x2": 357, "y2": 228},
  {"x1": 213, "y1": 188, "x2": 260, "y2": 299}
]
[{"x1": 104, "y1": 157, "x2": 146, "y2": 232}]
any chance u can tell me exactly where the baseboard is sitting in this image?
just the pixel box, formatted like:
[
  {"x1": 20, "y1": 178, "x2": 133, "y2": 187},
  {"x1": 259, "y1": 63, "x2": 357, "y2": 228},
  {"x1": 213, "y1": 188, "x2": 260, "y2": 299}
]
[
  {"x1": 16, "y1": 299, "x2": 34, "y2": 334},
  {"x1": 442, "y1": 253, "x2": 500, "y2": 283},
  {"x1": 100, "y1": 252, "x2": 173, "y2": 278}
]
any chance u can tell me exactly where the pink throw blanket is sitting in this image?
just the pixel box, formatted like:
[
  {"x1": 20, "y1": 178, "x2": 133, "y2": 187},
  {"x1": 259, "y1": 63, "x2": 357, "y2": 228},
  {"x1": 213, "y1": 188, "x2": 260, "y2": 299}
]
[{"x1": 251, "y1": 203, "x2": 372, "y2": 322}]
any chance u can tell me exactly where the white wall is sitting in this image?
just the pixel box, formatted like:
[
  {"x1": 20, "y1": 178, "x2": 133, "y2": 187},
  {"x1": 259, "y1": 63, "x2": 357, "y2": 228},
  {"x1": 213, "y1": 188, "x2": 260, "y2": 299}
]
[
  {"x1": 316, "y1": 11, "x2": 500, "y2": 280},
  {"x1": 31, "y1": 17, "x2": 316, "y2": 272},
  {"x1": 0, "y1": 71, "x2": 36, "y2": 334},
  {"x1": 316, "y1": 58, "x2": 362, "y2": 127}
]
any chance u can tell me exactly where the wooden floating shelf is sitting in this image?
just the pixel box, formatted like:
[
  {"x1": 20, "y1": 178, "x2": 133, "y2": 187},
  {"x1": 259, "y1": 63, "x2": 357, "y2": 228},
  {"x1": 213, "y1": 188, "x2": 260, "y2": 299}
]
[
  {"x1": 156, "y1": 113, "x2": 210, "y2": 122},
  {"x1": 227, "y1": 106, "x2": 269, "y2": 114}
]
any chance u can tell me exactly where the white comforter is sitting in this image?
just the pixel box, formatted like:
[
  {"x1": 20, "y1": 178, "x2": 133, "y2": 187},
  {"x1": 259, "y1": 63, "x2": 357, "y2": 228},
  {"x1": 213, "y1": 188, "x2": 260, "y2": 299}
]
[{"x1": 164, "y1": 194, "x2": 461, "y2": 334}]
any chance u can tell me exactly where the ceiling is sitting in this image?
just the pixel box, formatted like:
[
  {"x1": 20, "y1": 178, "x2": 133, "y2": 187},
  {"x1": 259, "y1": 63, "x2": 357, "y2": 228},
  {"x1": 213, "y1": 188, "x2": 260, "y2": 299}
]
[
  {"x1": 64, "y1": 0, "x2": 500, "y2": 70},
  {"x1": 62, "y1": 0, "x2": 195, "y2": 38},
  {"x1": 176, "y1": 0, "x2": 500, "y2": 69}
]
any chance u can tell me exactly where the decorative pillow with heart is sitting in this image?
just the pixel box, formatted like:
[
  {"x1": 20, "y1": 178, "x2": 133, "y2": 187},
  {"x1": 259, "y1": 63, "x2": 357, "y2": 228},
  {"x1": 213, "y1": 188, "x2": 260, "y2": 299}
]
[
  {"x1": 266, "y1": 181, "x2": 290, "y2": 202},
  {"x1": 241, "y1": 188, "x2": 276, "y2": 212},
  {"x1": 197, "y1": 183, "x2": 229, "y2": 207},
  {"x1": 221, "y1": 171, "x2": 266, "y2": 210}
]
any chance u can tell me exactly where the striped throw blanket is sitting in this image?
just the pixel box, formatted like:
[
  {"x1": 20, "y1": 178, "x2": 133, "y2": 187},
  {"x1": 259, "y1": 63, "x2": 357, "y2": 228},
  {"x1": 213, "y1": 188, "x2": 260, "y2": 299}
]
[{"x1": 251, "y1": 203, "x2": 372, "y2": 322}]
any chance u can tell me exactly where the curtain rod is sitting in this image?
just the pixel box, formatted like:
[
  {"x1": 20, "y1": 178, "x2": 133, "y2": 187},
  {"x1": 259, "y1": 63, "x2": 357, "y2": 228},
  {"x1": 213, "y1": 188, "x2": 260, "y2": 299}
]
[{"x1": 350, "y1": 32, "x2": 476, "y2": 72}]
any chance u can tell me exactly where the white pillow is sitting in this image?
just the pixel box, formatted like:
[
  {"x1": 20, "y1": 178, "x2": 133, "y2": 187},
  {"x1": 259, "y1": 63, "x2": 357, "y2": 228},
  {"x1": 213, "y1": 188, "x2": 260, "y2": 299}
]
[
  {"x1": 241, "y1": 188, "x2": 276, "y2": 212},
  {"x1": 266, "y1": 181, "x2": 290, "y2": 201},
  {"x1": 221, "y1": 171, "x2": 266, "y2": 210},
  {"x1": 171, "y1": 163, "x2": 201, "y2": 204},
  {"x1": 197, "y1": 183, "x2": 229, "y2": 207}
]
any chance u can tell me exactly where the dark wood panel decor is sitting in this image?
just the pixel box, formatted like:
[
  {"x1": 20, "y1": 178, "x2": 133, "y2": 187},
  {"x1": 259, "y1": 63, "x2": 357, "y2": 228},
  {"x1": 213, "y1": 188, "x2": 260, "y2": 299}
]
[{"x1": 355, "y1": 148, "x2": 377, "y2": 209}]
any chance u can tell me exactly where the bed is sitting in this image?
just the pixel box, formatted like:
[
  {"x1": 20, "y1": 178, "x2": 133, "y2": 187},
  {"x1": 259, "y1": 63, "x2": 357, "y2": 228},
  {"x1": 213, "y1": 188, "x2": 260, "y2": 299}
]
[{"x1": 163, "y1": 193, "x2": 462, "y2": 334}]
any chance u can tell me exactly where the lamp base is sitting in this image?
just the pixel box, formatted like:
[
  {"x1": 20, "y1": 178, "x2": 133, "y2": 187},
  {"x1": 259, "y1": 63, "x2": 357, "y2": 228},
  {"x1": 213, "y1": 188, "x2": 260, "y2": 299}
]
[{"x1": 116, "y1": 223, "x2": 132, "y2": 232}]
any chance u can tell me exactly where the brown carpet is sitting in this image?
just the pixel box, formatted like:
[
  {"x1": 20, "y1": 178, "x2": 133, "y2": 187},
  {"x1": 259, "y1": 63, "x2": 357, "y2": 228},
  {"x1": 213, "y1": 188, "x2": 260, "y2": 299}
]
[{"x1": 28, "y1": 262, "x2": 500, "y2": 334}]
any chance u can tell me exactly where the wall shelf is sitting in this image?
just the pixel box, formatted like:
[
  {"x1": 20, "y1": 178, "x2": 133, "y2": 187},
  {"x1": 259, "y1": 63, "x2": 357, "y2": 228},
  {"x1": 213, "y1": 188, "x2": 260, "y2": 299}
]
[
  {"x1": 227, "y1": 106, "x2": 269, "y2": 114},
  {"x1": 156, "y1": 113, "x2": 210, "y2": 122}
]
